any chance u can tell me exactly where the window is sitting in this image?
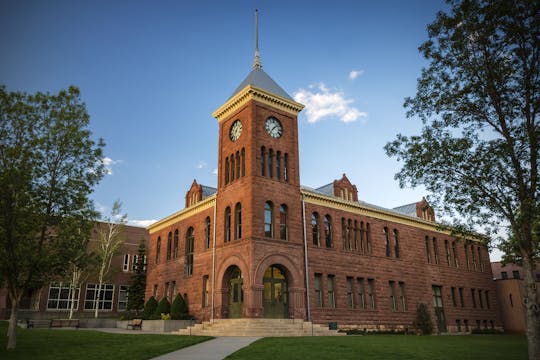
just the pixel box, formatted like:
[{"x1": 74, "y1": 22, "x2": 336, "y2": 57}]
[
  {"x1": 456, "y1": 319, "x2": 462, "y2": 332},
  {"x1": 459, "y1": 287, "x2": 465, "y2": 307},
  {"x1": 171, "y1": 281, "x2": 176, "y2": 298},
  {"x1": 204, "y1": 217, "x2": 211, "y2": 249},
  {"x1": 225, "y1": 156, "x2": 229, "y2": 184},
  {"x1": 230, "y1": 152, "x2": 235, "y2": 181},
  {"x1": 433, "y1": 238, "x2": 439, "y2": 264},
  {"x1": 123, "y1": 254, "x2": 130, "y2": 272},
  {"x1": 346, "y1": 277, "x2": 354, "y2": 308},
  {"x1": 312, "y1": 213, "x2": 320, "y2": 246},
  {"x1": 366, "y1": 223, "x2": 372, "y2": 254},
  {"x1": 47, "y1": 282, "x2": 79, "y2": 310},
  {"x1": 512, "y1": 270, "x2": 520, "y2": 279},
  {"x1": 451, "y1": 287, "x2": 457, "y2": 307},
  {"x1": 478, "y1": 289, "x2": 483, "y2": 309},
  {"x1": 485, "y1": 290, "x2": 490, "y2": 309},
  {"x1": 357, "y1": 278, "x2": 366, "y2": 309},
  {"x1": 501, "y1": 271, "x2": 508, "y2": 279},
  {"x1": 425, "y1": 236, "x2": 431, "y2": 263},
  {"x1": 268, "y1": 149, "x2": 273, "y2": 178},
  {"x1": 478, "y1": 247, "x2": 484, "y2": 271},
  {"x1": 185, "y1": 227, "x2": 194, "y2": 276},
  {"x1": 118, "y1": 285, "x2": 129, "y2": 311},
  {"x1": 241, "y1": 148, "x2": 245, "y2": 177},
  {"x1": 367, "y1": 279, "x2": 375, "y2": 309},
  {"x1": 84, "y1": 284, "x2": 114, "y2": 311},
  {"x1": 452, "y1": 241, "x2": 459, "y2": 267},
  {"x1": 261, "y1": 147, "x2": 266, "y2": 176},
  {"x1": 284, "y1": 153, "x2": 289, "y2": 182},
  {"x1": 471, "y1": 289, "x2": 476, "y2": 308},
  {"x1": 202, "y1": 276, "x2": 209, "y2": 307},
  {"x1": 389, "y1": 281, "x2": 396, "y2": 311},
  {"x1": 384, "y1": 227, "x2": 391, "y2": 257},
  {"x1": 354, "y1": 221, "x2": 359, "y2": 252},
  {"x1": 393, "y1": 229, "x2": 400, "y2": 258},
  {"x1": 234, "y1": 202, "x2": 242, "y2": 239},
  {"x1": 167, "y1": 232, "x2": 172, "y2": 260},
  {"x1": 153, "y1": 284, "x2": 158, "y2": 298},
  {"x1": 471, "y1": 244, "x2": 477, "y2": 271},
  {"x1": 324, "y1": 215, "x2": 332, "y2": 248},
  {"x1": 224, "y1": 206, "x2": 231, "y2": 242},
  {"x1": 164, "y1": 282, "x2": 170, "y2": 301},
  {"x1": 314, "y1": 274, "x2": 323, "y2": 307},
  {"x1": 465, "y1": 243, "x2": 470, "y2": 270},
  {"x1": 342, "y1": 218, "x2": 347, "y2": 250},
  {"x1": 464, "y1": 319, "x2": 469, "y2": 332},
  {"x1": 155, "y1": 237, "x2": 161, "y2": 264},
  {"x1": 509, "y1": 293, "x2": 513, "y2": 307},
  {"x1": 264, "y1": 201, "x2": 273, "y2": 237},
  {"x1": 399, "y1": 282, "x2": 407, "y2": 311},
  {"x1": 327, "y1": 275, "x2": 335, "y2": 308},
  {"x1": 360, "y1": 222, "x2": 365, "y2": 254},
  {"x1": 432, "y1": 285, "x2": 443, "y2": 310},
  {"x1": 476, "y1": 320, "x2": 481, "y2": 329},
  {"x1": 173, "y1": 229, "x2": 179, "y2": 258},
  {"x1": 445, "y1": 240, "x2": 451, "y2": 266},
  {"x1": 235, "y1": 151, "x2": 240, "y2": 179},
  {"x1": 279, "y1": 204, "x2": 288, "y2": 240},
  {"x1": 276, "y1": 151, "x2": 281, "y2": 180},
  {"x1": 132, "y1": 254, "x2": 138, "y2": 271}
]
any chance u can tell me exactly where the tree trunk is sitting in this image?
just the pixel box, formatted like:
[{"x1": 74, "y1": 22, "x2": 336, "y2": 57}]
[
  {"x1": 7, "y1": 297, "x2": 19, "y2": 350},
  {"x1": 523, "y1": 256, "x2": 540, "y2": 360}
]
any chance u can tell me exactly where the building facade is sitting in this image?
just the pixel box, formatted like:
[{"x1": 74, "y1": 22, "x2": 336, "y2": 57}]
[{"x1": 146, "y1": 47, "x2": 501, "y2": 333}]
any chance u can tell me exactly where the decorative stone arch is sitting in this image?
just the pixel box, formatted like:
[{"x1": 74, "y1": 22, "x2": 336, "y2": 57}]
[
  {"x1": 215, "y1": 254, "x2": 251, "y2": 319},
  {"x1": 254, "y1": 253, "x2": 302, "y2": 288}
]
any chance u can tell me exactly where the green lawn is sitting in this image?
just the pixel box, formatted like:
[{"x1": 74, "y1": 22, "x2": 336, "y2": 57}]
[
  {"x1": 225, "y1": 334, "x2": 527, "y2": 360},
  {"x1": 0, "y1": 321, "x2": 212, "y2": 360}
]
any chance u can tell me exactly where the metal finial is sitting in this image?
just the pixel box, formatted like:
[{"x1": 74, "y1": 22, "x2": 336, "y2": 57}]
[{"x1": 253, "y1": 9, "x2": 262, "y2": 69}]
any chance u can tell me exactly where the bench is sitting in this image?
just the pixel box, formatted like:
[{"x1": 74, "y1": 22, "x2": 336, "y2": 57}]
[
  {"x1": 50, "y1": 319, "x2": 80, "y2": 328},
  {"x1": 127, "y1": 319, "x2": 143, "y2": 330},
  {"x1": 26, "y1": 319, "x2": 52, "y2": 328}
]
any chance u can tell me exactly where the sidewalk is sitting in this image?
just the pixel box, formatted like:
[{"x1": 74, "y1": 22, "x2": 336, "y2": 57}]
[{"x1": 149, "y1": 337, "x2": 261, "y2": 360}]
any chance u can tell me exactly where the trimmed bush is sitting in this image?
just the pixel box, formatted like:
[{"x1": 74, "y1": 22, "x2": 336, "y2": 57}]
[
  {"x1": 152, "y1": 297, "x2": 171, "y2": 319},
  {"x1": 171, "y1": 293, "x2": 189, "y2": 320},
  {"x1": 142, "y1": 296, "x2": 158, "y2": 320},
  {"x1": 413, "y1": 303, "x2": 433, "y2": 335}
]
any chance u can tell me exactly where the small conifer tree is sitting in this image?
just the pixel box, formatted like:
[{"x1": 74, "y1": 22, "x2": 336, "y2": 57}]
[{"x1": 413, "y1": 303, "x2": 433, "y2": 335}]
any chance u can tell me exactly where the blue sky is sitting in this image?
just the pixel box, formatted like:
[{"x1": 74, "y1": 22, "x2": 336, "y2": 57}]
[{"x1": 1, "y1": 1, "x2": 450, "y2": 227}]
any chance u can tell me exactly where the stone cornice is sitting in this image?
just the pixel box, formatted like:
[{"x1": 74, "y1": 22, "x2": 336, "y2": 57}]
[
  {"x1": 148, "y1": 195, "x2": 216, "y2": 234},
  {"x1": 212, "y1": 85, "x2": 304, "y2": 122}
]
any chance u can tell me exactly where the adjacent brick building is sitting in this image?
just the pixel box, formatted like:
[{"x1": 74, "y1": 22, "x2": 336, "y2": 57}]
[{"x1": 146, "y1": 43, "x2": 501, "y2": 333}]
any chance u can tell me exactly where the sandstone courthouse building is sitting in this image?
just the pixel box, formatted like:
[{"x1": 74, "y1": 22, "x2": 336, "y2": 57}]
[{"x1": 146, "y1": 31, "x2": 500, "y2": 333}]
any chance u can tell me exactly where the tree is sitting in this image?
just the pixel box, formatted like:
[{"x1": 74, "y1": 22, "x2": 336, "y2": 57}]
[
  {"x1": 93, "y1": 200, "x2": 126, "y2": 318},
  {"x1": 0, "y1": 85, "x2": 105, "y2": 349},
  {"x1": 384, "y1": 0, "x2": 539, "y2": 358},
  {"x1": 171, "y1": 293, "x2": 189, "y2": 320},
  {"x1": 127, "y1": 238, "x2": 147, "y2": 315},
  {"x1": 413, "y1": 303, "x2": 433, "y2": 335},
  {"x1": 143, "y1": 296, "x2": 158, "y2": 319}
]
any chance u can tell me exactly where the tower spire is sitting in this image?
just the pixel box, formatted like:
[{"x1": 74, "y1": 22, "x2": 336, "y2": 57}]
[{"x1": 253, "y1": 9, "x2": 262, "y2": 69}]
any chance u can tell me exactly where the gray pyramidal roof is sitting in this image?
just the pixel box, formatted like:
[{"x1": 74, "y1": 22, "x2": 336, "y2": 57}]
[{"x1": 229, "y1": 67, "x2": 294, "y2": 101}]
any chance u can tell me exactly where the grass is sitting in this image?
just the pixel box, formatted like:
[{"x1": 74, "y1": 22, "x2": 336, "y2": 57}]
[
  {"x1": 0, "y1": 321, "x2": 212, "y2": 360},
  {"x1": 225, "y1": 334, "x2": 528, "y2": 360}
]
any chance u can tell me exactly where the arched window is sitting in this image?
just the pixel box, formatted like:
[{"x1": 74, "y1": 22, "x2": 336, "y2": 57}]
[
  {"x1": 185, "y1": 227, "x2": 194, "y2": 276},
  {"x1": 279, "y1": 204, "x2": 288, "y2": 240},
  {"x1": 347, "y1": 219, "x2": 352, "y2": 251},
  {"x1": 312, "y1": 212, "x2": 320, "y2": 246},
  {"x1": 225, "y1": 157, "x2": 229, "y2": 185},
  {"x1": 276, "y1": 151, "x2": 281, "y2": 180},
  {"x1": 324, "y1": 215, "x2": 332, "y2": 248},
  {"x1": 360, "y1": 221, "x2": 365, "y2": 254},
  {"x1": 354, "y1": 220, "x2": 358, "y2": 252},
  {"x1": 341, "y1": 218, "x2": 347, "y2": 250},
  {"x1": 235, "y1": 151, "x2": 240, "y2": 179},
  {"x1": 261, "y1": 147, "x2": 266, "y2": 176},
  {"x1": 167, "y1": 232, "x2": 172, "y2": 260},
  {"x1": 234, "y1": 202, "x2": 242, "y2": 239},
  {"x1": 284, "y1": 153, "x2": 289, "y2": 182},
  {"x1": 241, "y1": 148, "x2": 245, "y2": 177},
  {"x1": 366, "y1": 223, "x2": 372, "y2": 254},
  {"x1": 230, "y1": 153, "x2": 235, "y2": 181},
  {"x1": 384, "y1": 227, "x2": 390, "y2": 257},
  {"x1": 173, "y1": 229, "x2": 179, "y2": 258},
  {"x1": 264, "y1": 201, "x2": 273, "y2": 237},
  {"x1": 204, "y1": 217, "x2": 211, "y2": 249},
  {"x1": 268, "y1": 149, "x2": 273, "y2": 178},
  {"x1": 224, "y1": 206, "x2": 231, "y2": 243},
  {"x1": 393, "y1": 229, "x2": 400, "y2": 258},
  {"x1": 155, "y1": 236, "x2": 161, "y2": 264}
]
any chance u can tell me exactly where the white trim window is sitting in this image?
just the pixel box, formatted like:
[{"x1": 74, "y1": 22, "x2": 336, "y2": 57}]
[
  {"x1": 132, "y1": 255, "x2": 138, "y2": 271},
  {"x1": 84, "y1": 284, "x2": 115, "y2": 311},
  {"x1": 47, "y1": 282, "x2": 79, "y2": 310},
  {"x1": 118, "y1": 285, "x2": 129, "y2": 311},
  {"x1": 123, "y1": 254, "x2": 130, "y2": 272}
]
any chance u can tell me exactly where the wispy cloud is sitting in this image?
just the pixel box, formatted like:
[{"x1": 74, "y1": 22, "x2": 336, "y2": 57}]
[
  {"x1": 102, "y1": 157, "x2": 123, "y2": 175},
  {"x1": 128, "y1": 219, "x2": 157, "y2": 227},
  {"x1": 349, "y1": 69, "x2": 364, "y2": 80},
  {"x1": 212, "y1": 168, "x2": 218, "y2": 176},
  {"x1": 196, "y1": 161, "x2": 207, "y2": 169},
  {"x1": 293, "y1": 83, "x2": 367, "y2": 123}
]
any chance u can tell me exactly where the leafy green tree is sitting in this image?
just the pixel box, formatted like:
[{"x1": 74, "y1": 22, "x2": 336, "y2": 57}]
[
  {"x1": 171, "y1": 293, "x2": 189, "y2": 320},
  {"x1": 127, "y1": 238, "x2": 147, "y2": 314},
  {"x1": 143, "y1": 296, "x2": 158, "y2": 320},
  {"x1": 0, "y1": 85, "x2": 105, "y2": 349},
  {"x1": 384, "y1": 1, "x2": 539, "y2": 357}
]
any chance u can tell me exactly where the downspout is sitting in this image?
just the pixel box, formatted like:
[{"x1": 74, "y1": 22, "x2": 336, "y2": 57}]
[
  {"x1": 211, "y1": 197, "x2": 217, "y2": 323},
  {"x1": 302, "y1": 193, "x2": 311, "y2": 321}
]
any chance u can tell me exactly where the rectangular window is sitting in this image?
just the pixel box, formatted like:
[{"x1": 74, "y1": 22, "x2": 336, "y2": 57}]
[
  {"x1": 459, "y1": 287, "x2": 465, "y2": 307},
  {"x1": 465, "y1": 244, "x2": 470, "y2": 270},
  {"x1": 202, "y1": 276, "x2": 209, "y2": 307},
  {"x1": 314, "y1": 274, "x2": 323, "y2": 307},
  {"x1": 171, "y1": 281, "x2": 176, "y2": 298},
  {"x1": 485, "y1": 290, "x2": 490, "y2": 309},
  {"x1": 389, "y1": 281, "x2": 396, "y2": 311},
  {"x1": 132, "y1": 254, "x2": 138, "y2": 271},
  {"x1": 164, "y1": 282, "x2": 170, "y2": 301},
  {"x1": 471, "y1": 289, "x2": 476, "y2": 308},
  {"x1": 476, "y1": 320, "x2": 481, "y2": 329},
  {"x1": 47, "y1": 282, "x2": 79, "y2": 310},
  {"x1": 357, "y1": 278, "x2": 366, "y2": 309},
  {"x1": 118, "y1": 285, "x2": 129, "y2": 311},
  {"x1": 451, "y1": 287, "x2": 457, "y2": 307},
  {"x1": 433, "y1": 238, "x2": 439, "y2": 264},
  {"x1": 471, "y1": 245, "x2": 477, "y2": 271},
  {"x1": 452, "y1": 241, "x2": 459, "y2": 268},
  {"x1": 84, "y1": 284, "x2": 114, "y2": 311},
  {"x1": 346, "y1": 277, "x2": 354, "y2": 308},
  {"x1": 327, "y1": 275, "x2": 335, "y2": 308},
  {"x1": 464, "y1": 319, "x2": 469, "y2": 332},
  {"x1": 444, "y1": 240, "x2": 451, "y2": 266},
  {"x1": 501, "y1": 271, "x2": 508, "y2": 279},
  {"x1": 478, "y1": 289, "x2": 483, "y2": 309},
  {"x1": 123, "y1": 254, "x2": 130, "y2": 272},
  {"x1": 456, "y1": 319, "x2": 461, "y2": 332},
  {"x1": 398, "y1": 282, "x2": 407, "y2": 311},
  {"x1": 478, "y1": 247, "x2": 484, "y2": 272},
  {"x1": 512, "y1": 270, "x2": 520, "y2": 279},
  {"x1": 367, "y1": 279, "x2": 375, "y2": 309},
  {"x1": 432, "y1": 285, "x2": 443, "y2": 309},
  {"x1": 153, "y1": 284, "x2": 158, "y2": 298},
  {"x1": 425, "y1": 236, "x2": 431, "y2": 263}
]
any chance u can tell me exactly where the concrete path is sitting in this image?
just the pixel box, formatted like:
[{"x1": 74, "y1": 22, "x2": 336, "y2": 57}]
[{"x1": 149, "y1": 337, "x2": 261, "y2": 360}]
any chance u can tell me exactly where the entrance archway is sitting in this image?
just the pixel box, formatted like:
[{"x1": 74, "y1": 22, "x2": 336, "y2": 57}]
[
  {"x1": 227, "y1": 266, "x2": 243, "y2": 318},
  {"x1": 263, "y1": 265, "x2": 288, "y2": 318}
]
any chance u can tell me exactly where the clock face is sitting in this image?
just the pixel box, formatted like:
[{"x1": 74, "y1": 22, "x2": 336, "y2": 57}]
[
  {"x1": 229, "y1": 120, "x2": 242, "y2": 141},
  {"x1": 265, "y1": 117, "x2": 282, "y2": 138}
]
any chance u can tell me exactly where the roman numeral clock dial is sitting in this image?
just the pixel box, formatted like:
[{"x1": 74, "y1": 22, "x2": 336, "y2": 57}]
[{"x1": 265, "y1": 117, "x2": 282, "y2": 138}]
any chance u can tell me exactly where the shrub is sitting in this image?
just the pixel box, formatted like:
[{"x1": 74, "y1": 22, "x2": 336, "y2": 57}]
[
  {"x1": 413, "y1": 303, "x2": 433, "y2": 335},
  {"x1": 152, "y1": 297, "x2": 171, "y2": 319},
  {"x1": 142, "y1": 296, "x2": 158, "y2": 320},
  {"x1": 171, "y1": 293, "x2": 189, "y2": 320},
  {"x1": 161, "y1": 313, "x2": 171, "y2": 320}
]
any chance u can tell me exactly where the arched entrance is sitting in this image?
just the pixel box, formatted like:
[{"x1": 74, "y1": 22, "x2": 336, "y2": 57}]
[
  {"x1": 227, "y1": 266, "x2": 243, "y2": 318},
  {"x1": 263, "y1": 265, "x2": 288, "y2": 318}
]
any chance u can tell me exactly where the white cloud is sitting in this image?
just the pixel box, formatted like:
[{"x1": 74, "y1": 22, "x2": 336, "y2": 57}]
[
  {"x1": 102, "y1": 157, "x2": 123, "y2": 175},
  {"x1": 212, "y1": 168, "x2": 218, "y2": 176},
  {"x1": 293, "y1": 83, "x2": 367, "y2": 123},
  {"x1": 128, "y1": 219, "x2": 157, "y2": 227},
  {"x1": 349, "y1": 70, "x2": 364, "y2": 80},
  {"x1": 196, "y1": 161, "x2": 207, "y2": 169}
]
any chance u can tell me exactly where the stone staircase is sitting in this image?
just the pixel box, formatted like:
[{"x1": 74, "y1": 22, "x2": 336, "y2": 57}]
[{"x1": 176, "y1": 318, "x2": 345, "y2": 337}]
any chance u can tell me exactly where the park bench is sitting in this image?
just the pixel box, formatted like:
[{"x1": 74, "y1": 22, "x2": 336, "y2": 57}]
[
  {"x1": 50, "y1": 319, "x2": 80, "y2": 328},
  {"x1": 127, "y1": 318, "x2": 143, "y2": 330},
  {"x1": 26, "y1": 319, "x2": 52, "y2": 328}
]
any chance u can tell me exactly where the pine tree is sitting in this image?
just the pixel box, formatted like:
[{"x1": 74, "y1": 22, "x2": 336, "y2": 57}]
[{"x1": 127, "y1": 238, "x2": 147, "y2": 315}]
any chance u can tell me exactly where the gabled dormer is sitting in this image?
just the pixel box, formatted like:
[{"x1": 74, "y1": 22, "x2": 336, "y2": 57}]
[
  {"x1": 315, "y1": 174, "x2": 358, "y2": 202},
  {"x1": 185, "y1": 179, "x2": 217, "y2": 208},
  {"x1": 392, "y1": 197, "x2": 436, "y2": 222}
]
